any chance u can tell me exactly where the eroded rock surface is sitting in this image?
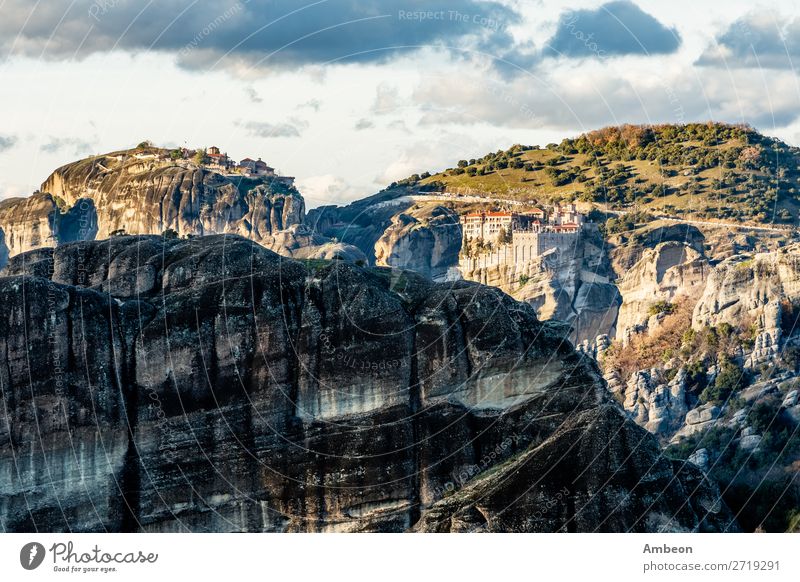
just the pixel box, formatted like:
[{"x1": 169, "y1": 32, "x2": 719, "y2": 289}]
[
  {"x1": 616, "y1": 241, "x2": 709, "y2": 341},
  {"x1": 373, "y1": 205, "x2": 461, "y2": 281},
  {"x1": 0, "y1": 235, "x2": 735, "y2": 532},
  {"x1": 461, "y1": 224, "x2": 621, "y2": 344},
  {"x1": 0, "y1": 151, "x2": 362, "y2": 266}
]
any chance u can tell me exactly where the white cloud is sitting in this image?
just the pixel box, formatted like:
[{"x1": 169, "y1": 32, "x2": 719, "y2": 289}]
[
  {"x1": 354, "y1": 118, "x2": 374, "y2": 131},
  {"x1": 374, "y1": 135, "x2": 481, "y2": 184},
  {"x1": 296, "y1": 174, "x2": 366, "y2": 207},
  {"x1": 240, "y1": 118, "x2": 309, "y2": 138},
  {"x1": 0, "y1": 134, "x2": 17, "y2": 152},
  {"x1": 372, "y1": 83, "x2": 404, "y2": 115},
  {"x1": 413, "y1": 62, "x2": 800, "y2": 131}
]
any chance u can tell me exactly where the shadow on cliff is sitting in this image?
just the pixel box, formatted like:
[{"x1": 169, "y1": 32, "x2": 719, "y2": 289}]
[
  {"x1": 0, "y1": 226, "x2": 9, "y2": 271},
  {"x1": 54, "y1": 197, "x2": 99, "y2": 244}
]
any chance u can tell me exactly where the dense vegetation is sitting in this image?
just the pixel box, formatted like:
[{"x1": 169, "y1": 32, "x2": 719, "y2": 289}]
[
  {"x1": 407, "y1": 123, "x2": 800, "y2": 225},
  {"x1": 604, "y1": 300, "x2": 754, "y2": 386},
  {"x1": 666, "y1": 400, "x2": 800, "y2": 532}
]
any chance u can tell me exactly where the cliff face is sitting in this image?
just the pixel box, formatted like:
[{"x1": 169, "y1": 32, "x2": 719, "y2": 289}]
[
  {"x1": 41, "y1": 156, "x2": 304, "y2": 241},
  {"x1": 373, "y1": 205, "x2": 461, "y2": 280},
  {"x1": 692, "y1": 248, "x2": 800, "y2": 329},
  {"x1": 0, "y1": 235, "x2": 734, "y2": 532},
  {"x1": 0, "y1": 152, "x2": 364, "y2": 267},
  {"x1": 460, "y1": 225, "x2": 621, "y2": 344},
  {"x1": 615, "y1": 241, "x2": 710, "y2": 341},
  {"x1": 0, "y1": 194, "x2": 58, "y2": 257}
]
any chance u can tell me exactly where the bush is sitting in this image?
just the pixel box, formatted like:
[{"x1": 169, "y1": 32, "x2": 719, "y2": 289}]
[
  {"x1": 648, "y1": 301, "x2": 675, "y2": 317},
  {"x1": 701, "y1": 357, "x2": 746, "y2": 404},
  {"x1": 193, "y1": 150, "x2": 208, "y2": 165}
]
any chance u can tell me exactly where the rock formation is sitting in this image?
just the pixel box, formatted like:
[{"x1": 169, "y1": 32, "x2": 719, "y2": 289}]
[
  {"x1": 0, "y1": 235, "x2": 735, "y2": 532},
  {"x1": 460, "y1": 224, "x2": 621, "y2": 344},
  {"x1": 615, "y1": 241, "x2": 709, "y2": 341},
  {"x1": 373, "y1": 205, "x2": 461, "y2": 281},
  {"x1": 0, "y1": 150, "x2": 362, "y2": 268},
  {"x1": 622, "y1": 368, "x2": 690, "y2": 436},
  {"x1": 307, "y1": 191, "x2": 462, "y2": 281},
  {"x1": 691, "y1": 251, "x2": 797, "y2": 329}
]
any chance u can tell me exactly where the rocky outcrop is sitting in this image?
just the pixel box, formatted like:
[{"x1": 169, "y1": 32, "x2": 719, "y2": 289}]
[
  {"x1": 576, "y1": 334, "x2": 611, "y2": 361},
  {"x1": 0, "y1": 150, "x2": 365, "y2": 265},
  {"x1": 373, "y1": 205, "x2": 461, "y2": 281},
  {"x1": 616, "y1": 241, "x2": 709, "y2": 341},
  {"x1": 305, "y1": 188, "x2": 419, "y2": 263},
  {"x1": 413, "y1": 404, "x2": 729, "y2": 532},
  {"x1": 0, "y1": 235, "x2": 735, "y2": 532},
  {"x1": 0, "y1": 192, "x2": 102, "y2": 262},
  {"x1": 306, "y1": 192, "x2": 462, "y2": 280},
  {"x1": 688, "y1": 448, "x2": 709, "y2": 471},
  {"x1": 672, "y1": 404, "x2": 722, "y2": 441},
  {"x1": 261, "y1": 224, "x2": 366, "y2": 261},
  {"x1": 621, "y1": 368, "x2": 690, "y2": 436},
  {"x1": 40, "y1": 155, "x2": 304, "y2": 242},
  {"x1": 690, "y1": 247, "x2": 800, "y2": 366},
  {"x1": 608, "y1": 223, "x2": 705, "y2": 275},
  {"x1": 0, "y1": 194, "x2": 60, "y2": 256},
  {"x1": 692, "y1": 248, "x2": 800, "y2": 330}
]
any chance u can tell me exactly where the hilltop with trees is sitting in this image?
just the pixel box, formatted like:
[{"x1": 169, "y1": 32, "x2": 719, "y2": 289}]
[{"x1": 400, "y1": 123, "x2": 800, "y2": 226}]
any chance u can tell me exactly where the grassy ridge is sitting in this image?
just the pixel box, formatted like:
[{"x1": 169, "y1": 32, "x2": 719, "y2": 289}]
[{"x1": 407, "y1": 123, "x2": 800, "y2": 225}]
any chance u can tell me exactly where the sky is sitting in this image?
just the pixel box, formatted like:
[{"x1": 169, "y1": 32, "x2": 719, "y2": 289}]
[{"x1": 2, "y1": 0, "x2": 800, "y2": 208}]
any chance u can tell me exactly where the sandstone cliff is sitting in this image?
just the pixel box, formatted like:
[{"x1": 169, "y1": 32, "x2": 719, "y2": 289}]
[
  {"x1": 0, "y1": 235, "x2": 734, "y2": 532},
  {"x1": 692, "y1": 247, "x2": 800, "y2": 330},
  {"x1": 307, "y1": 190, "x2": 462, "y2": 279}
]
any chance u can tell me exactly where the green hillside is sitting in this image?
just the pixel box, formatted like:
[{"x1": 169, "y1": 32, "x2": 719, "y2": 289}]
[{"x1": 403, "y1": 123, "x2": 800, "y2": 225}]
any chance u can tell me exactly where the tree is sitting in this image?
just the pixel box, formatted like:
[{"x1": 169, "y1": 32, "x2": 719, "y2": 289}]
[
  {"x1": 193, "y1": 149, "x2": 208, "y2": 166},
  {"x1": 497, "y1": 226, "x2": 512, "y2": 245},
  {"x1": 162, "y1": 228, "x2": 179, "y2": 240},
  {"x1": 700, "y1": 357, "x2": 746, "y2": 404}
]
